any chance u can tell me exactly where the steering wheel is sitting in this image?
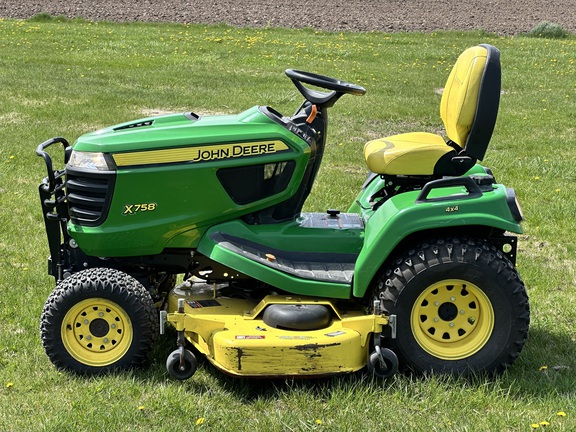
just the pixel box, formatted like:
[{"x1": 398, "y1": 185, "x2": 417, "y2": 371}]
[{"x1": 285, "y1": 69, "x2": 366, "y2": 107}]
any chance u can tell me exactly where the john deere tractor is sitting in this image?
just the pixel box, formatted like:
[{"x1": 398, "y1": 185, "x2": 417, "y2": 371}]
[{"x1": 37, "y1": 44, "x2": 529, "y2": 380}]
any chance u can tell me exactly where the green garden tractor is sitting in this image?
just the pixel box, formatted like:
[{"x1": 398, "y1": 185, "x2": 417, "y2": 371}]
[{"x1": 36, "y1": 44, "x2": 529, "y2": 380}]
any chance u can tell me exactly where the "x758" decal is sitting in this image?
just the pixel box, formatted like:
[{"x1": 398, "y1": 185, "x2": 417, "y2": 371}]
[{"x1": 122, "y1": 203, "x2": 157, "y2": 215}]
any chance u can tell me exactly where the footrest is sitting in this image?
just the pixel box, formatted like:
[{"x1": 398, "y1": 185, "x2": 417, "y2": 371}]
[{"x1": 210, "y1": 232, "x2": 356, "y2": 284}]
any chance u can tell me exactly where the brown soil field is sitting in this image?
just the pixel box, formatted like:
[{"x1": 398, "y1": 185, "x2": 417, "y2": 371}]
[{"x1": 1, "y1": 0, "x2": 576, "y2": 35}]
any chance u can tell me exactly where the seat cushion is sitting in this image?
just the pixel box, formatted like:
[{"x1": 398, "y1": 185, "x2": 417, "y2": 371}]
[{"x1": 364, "y1": 132, "x2": 454, "y2": 176}]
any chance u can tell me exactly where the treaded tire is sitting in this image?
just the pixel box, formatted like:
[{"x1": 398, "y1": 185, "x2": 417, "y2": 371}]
[
  {"x1": 373, "y1": 237, "x2": 530, "y2": 376},
  {"x1": 367, "y1": 349, "x2": 399, "y2": 379},
  {"x1": 40, "y1": 268, "x2": 158, "y2": 374},
  {"x1": 166, "y1": 349, "x2": 198, "y2": 381}
]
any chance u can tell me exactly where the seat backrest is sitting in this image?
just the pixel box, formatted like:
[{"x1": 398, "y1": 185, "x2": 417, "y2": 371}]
[{"x1": 440, "y1": 44, "x2": 501, "y2": 161}]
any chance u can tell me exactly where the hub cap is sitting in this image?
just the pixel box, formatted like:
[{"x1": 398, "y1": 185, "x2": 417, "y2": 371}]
[
  {"x1": 411, "y1": 279, "x2": 494, "y2": 360},
  {"x1": 61, "y1": 298, "x2": 133, "y2": 367}
]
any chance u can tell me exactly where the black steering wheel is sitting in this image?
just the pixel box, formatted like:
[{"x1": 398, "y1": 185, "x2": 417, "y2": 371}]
[{"x1": 285, "y1": 69, "x2": 366, "y2": 107}]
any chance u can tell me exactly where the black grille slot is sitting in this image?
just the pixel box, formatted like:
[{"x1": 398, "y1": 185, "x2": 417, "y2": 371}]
[
  {"x1": 66, "y1": 168, "x2": 115, "y2": 226},
  {"x1": 113, "y1": 120, "x2": 154, "y2": 131}
]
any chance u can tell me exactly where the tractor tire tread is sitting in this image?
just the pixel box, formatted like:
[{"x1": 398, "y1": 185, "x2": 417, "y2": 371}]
[
  {"x1": 40, "y1": 268, "x2": 158, "y2": 374},
  {"x1": 375, "y1": 237, "x2": 530, "y2": 375}
]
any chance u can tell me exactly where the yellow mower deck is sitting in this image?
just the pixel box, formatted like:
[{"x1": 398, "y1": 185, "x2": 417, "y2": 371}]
[{"x1": 164, "y1": 287, "x2": 389, "y2": 377}]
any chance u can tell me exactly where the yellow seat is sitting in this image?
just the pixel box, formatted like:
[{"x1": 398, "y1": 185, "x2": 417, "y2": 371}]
[{"x1": 364, "y1": 44, "x2": 501, "y2": 177}]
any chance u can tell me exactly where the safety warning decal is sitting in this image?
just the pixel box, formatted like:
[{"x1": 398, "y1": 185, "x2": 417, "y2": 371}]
[{"x1": 235, "y1": 335, "x2": 266, "y2": 340}]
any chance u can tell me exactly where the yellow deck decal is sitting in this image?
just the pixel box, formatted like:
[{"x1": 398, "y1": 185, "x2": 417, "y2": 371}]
[{"x1": 113, "y1": 141, "x2": 290, "y2": 167}]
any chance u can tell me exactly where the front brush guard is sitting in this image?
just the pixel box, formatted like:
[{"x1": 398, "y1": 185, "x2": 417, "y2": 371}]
[{"x1": 36, "y1": 137, "x2": 72, "y2": 281}]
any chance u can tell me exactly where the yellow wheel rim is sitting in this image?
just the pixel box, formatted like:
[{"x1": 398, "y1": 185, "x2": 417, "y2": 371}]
[
  {"x1": 61, "y1": 298, "x2": 133, "y2": 367},
  {"x1": 411, "y1": 279, "x2": 494, "y2": 360}
]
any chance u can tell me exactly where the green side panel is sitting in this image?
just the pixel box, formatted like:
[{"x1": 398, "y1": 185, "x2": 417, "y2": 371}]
[
  {"x1": 352, "y1": 183, "x2": 522, "y2": 298},
  {"x1": 68, "y1": 107, "x2": 312, "y2": 257},
  {"x1": 197, "y1": 218, "x2": 365, "y2": 299},
  {"x1": 200, "y1": 217, "x2": 364, "y2": 254}
]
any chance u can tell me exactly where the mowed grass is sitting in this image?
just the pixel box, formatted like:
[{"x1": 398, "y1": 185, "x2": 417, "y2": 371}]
[{"x1": 1, "y1": 16, "x2": 575, "y2": 431}]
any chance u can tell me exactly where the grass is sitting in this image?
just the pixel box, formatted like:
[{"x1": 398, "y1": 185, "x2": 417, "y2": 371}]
[
  {"x1": 1, "y1": 16, "x2": 576, "y2": 431},
  {"x1": 526, "y1": 22, "x2": 570, "y2": 39}
]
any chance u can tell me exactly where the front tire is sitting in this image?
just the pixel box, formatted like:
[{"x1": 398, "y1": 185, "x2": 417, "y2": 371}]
[
  {"x1": 374, "y1": 237, "x2": 529, "y2": 376},
  {"x1": 40, "y1": 268, "x2": 158, "y2": 374}
]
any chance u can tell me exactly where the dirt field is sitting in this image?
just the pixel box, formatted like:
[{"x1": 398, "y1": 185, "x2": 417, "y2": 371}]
[{"x1": 1, "y1": 0, "x2": 576, "y2": 35}]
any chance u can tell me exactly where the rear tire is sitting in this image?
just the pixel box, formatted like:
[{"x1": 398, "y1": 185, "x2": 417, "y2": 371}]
[
  {"x1": 40, "y1": 268, "x2": 158, "y2": 374},
  {"x1": 373, "y1": 237, "x2": 529, "y2": 376}
]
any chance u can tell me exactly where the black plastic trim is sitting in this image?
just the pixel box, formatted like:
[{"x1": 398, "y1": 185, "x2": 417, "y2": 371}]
[
  {"x1": 415, "y1": 176, "x2": 483, "y2": 203},
  {"x1": 66, "y1": 167, "x2": 116, "y2": 227},
  {"x1": 506, "y1": 188, "x2": 524, "y2": 222},
  {"x1": 465, "y1": 44, "x2": 501, "y2": 161}
]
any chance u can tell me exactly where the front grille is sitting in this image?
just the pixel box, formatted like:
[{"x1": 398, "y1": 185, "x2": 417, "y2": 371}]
[{"x1": 66, "y1": 168, "x2": 115, "y2": 226}]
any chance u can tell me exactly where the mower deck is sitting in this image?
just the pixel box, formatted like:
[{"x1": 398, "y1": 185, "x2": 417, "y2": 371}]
[{"x1": 164, "y1": 285, "x2": 389, "y2": 377}]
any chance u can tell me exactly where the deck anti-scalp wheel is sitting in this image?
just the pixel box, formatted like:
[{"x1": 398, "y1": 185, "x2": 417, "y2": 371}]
[
  {"x1": 367, "y1": 347, "x2": 399, "y2": 379},
  {"x1": 40, "y1": 268, "x2": 158, "y2": 374},
  {"x1": 166, "y1": 348, "x2": 198, "y2": 380},
  {"x1": 373, "y1": 237, "x2": 530, "y2": 376}
]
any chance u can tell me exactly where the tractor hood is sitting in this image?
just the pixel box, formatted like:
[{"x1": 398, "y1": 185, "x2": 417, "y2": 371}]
[
  {"x1": 62, "y1": 104, "x2": 316, "y2": 257},
  {"x1": 72, "y1": 106, "x2": 288, "y2": 155}
]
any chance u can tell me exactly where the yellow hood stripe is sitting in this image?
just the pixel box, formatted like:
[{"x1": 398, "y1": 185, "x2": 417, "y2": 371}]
[{"x1": 113, "y1": 141, "x2": 290, "y2": 167}]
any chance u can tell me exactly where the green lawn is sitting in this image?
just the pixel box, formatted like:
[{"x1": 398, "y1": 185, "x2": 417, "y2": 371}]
[{"x1": 0, "y1": 16, "x2": 575, "y2": 431}]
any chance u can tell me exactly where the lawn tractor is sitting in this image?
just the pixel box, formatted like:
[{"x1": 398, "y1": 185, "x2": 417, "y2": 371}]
[{"x1": 37, "y1": 44, "x2": 529, "y2": 381}]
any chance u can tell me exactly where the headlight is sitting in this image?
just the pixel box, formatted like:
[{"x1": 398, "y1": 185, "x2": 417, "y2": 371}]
[{"x1": 67, "y1": 151, "x2": 115, "y2": 171}]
